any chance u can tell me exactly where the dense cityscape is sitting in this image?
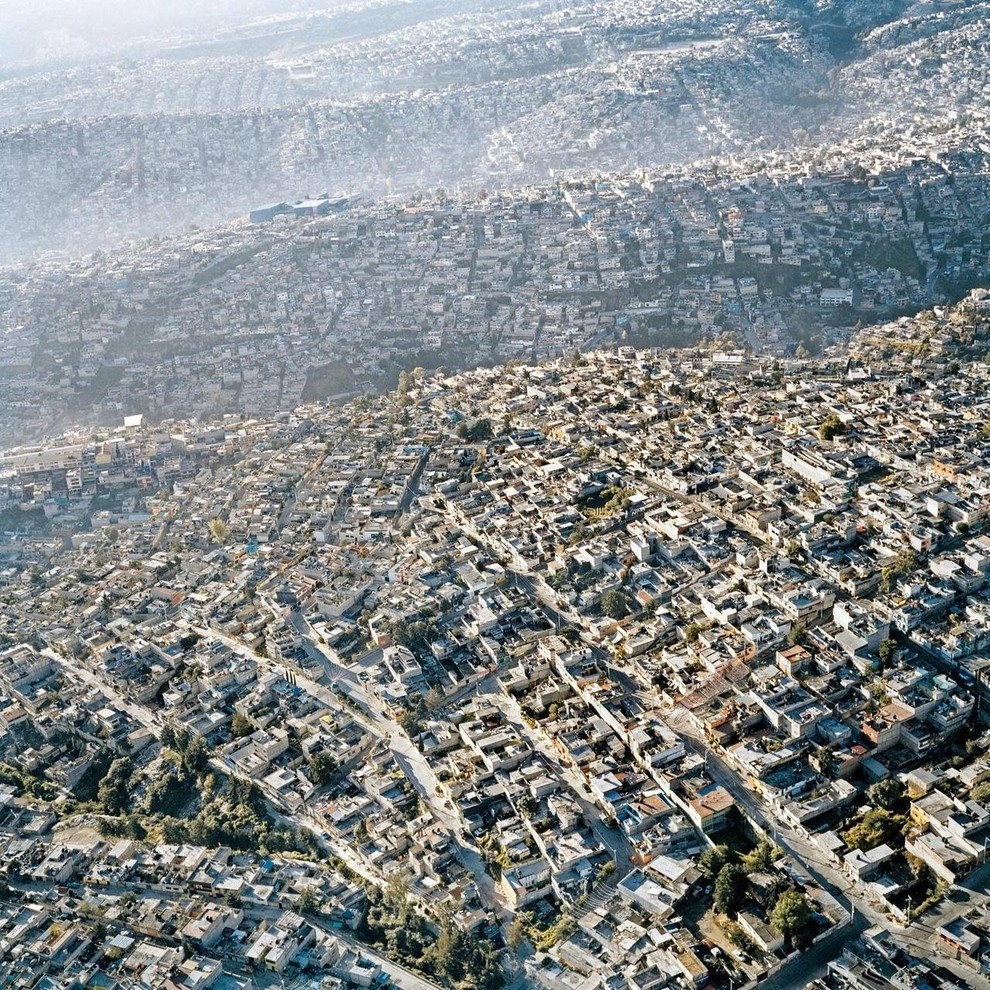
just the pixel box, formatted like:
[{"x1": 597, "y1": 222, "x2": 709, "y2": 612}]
[
  {"x1": 3, "y1": 300, "x2": 990, "y2": 989},
  {"x1": 5, "y1": 0, "x2": 990, "y2": 989}
]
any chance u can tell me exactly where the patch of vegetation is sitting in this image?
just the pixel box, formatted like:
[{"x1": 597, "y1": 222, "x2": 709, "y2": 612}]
[
  {"x1": 842, "y1": 808, "x2": 908, "y2": 851},
  {"x1": 455, "y1": 418, "x2": 494, "y2": 443},
  {"x1": 0, "y1": 761, "x2": 60, "y2": 802},
  {"x1": 855, "y1": 238, "x2": 924, "y2": 282},
  {"x1": 154, "y1": 777, "x2": 310, "y2": 856},
  {"x1": 361, "y1": 874, "x2": 503, "y2": 990},
  {"x1": 144, "y1": 759, "x2": 199, "y2": 817},
  {"x1": 866, "y1": 777, "x2": 907, "y2": 813},
  {"x1": 96, "y1": 757, "x2": 138, "y2": 817},
  {"x1": 514, "y1": 908, "x2": 577, "y2": 952},
  {"x1": 713, "y1": 863, "x2": 748, "y2": 916},
  {"x1": 769, "y1": 890, "x2": 815, "y2": 949},
  {"x1": 819, "y1": 413, "x2": 847, "y2": 442},
  {"x1": 881, "y1": 549, "x2": 919, "y2": 592},
  {"x1": 386, "y1": 614, "x2": 441, "y2": 653},
  {"x1": 599, "y1": 589, "x2": 632, "y2": 620}
]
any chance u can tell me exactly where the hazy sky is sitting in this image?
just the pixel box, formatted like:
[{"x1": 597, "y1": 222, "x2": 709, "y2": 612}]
[{"x1": 0, "y1": 0, "x2": 348, "y2": 66}]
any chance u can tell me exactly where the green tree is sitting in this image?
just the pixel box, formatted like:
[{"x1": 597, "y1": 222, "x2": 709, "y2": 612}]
[
  {"x1": 881, "y1": 548, "x2": 919, "y2": 592},
  {"x1": 684, "y1": 622, "x2": 705, "y2": 643},
  {"x1": 309, "y1": 752, "x2": 338, "y2": 786},
  {"x1": 815, "y1": 744, "x2": 836, "y2": 779},
  {"x1": 878, "y1": 638, "x2": 897, "y2": 667},
  {"x1": 769, "y1": 890, "x2": 814, "y2": 948},
  {"x1": 455, "y1": 419, "x2": 494, "y2": 443},
  {"x1": 699, "y1": 844, "x2": 732, "y2": 880},
  {"x1": 507, "y1": 913, "x2": 529, "y2": 952},
  {"x1": 96, "y1": 757, "x2": 135, "y2": 817},
  {"x1": 971, "y1": 780, "x2": 990, "y2": 805},
  {"x1": 297, "y1": 888, "x2": 320, "y2": 914},
  {"x1": 843, "y1": 808, "x2": 905, "y2": 851},
  {"x1": 180, "y1": 735, "x2": 210, "y2": 776},
  {"x1": 207, "y1": 518, "x2": 231, "y2": 545},
  {"x1": 603, "y1": 486, "x2": 632, "y2": 515},
  {"x1": 230, "y1": 712, "x2": 254, "y2": 738},
  {"x1": 819, "y1": 413, "x2": 846, "y2": 441},
  {"x1": 742, "y1": 841, "x2": 781, "y2": 874},
  {"x1": 160, "y1": 724, "x2": 177, "y2": 750},
  {"x1": 600, "y1": 589, "x2": 631, "y2": 619},
  {"x1": 867, "y1": 777, "x2": 907, "y2": 813},
  {"x1": 399, "y1": 692, "x2": 429, "y2": 738},
  {"x1": 713, "y1": 863, "x2": 747, "y2": 916}
]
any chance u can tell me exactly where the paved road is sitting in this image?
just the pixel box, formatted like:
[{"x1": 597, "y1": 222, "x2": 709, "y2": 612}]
[
  {"x1": 667, "y1": 709, "x2": 990, "y2": 989},
  {"x1": 486, "y1": 689, "x2": 636, "y2": 877},
  {"x1": 204, "y1": 616, "x2": 517, "y2": 922}
]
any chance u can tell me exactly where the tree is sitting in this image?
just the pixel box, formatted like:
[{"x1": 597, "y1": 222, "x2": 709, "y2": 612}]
[
  {"x1": 742, "y1": 841, "x2": 781, "y2": 874},
  {"x1": 867, "y1": 777, "x2": 907, "y2": 812},
  {"x1": 428, "y1": 911, "x2": 462, "y2": 980},
  {"x1": 814, "y1": 744, "x2": 836, "y2": 778},
  {"x1": 96, "y1": 757, "x2": 135, "y2": 817},
  {"x1": 309, "y1": 752, "x2": 338, "y2": 786},
  {"x1": 207, "y1": 518, "x2": 231, "y2": 545},
  {"x1": 971, "y1": 780, "x2": 990, "y2": 805},
  {"x1": 297, "y1": 888, "x2": 320, "y2": 915},
  {"x1": 878, "y1": 638, "x2": 897, "y2": 667},
  {"x1": 769, "y1": 890, "x2": 813, "y2": 948},
  {"x1": 230, "y1": 712, "x2": 254, "y2": 738},
  {"x1": 699, "y1": 844, "x2": 732, "y2": 880},
  {"x1": 713, "y1": 863, "x2": 747, "y2": 916},
  {"x1": 507, "y1": 913, "x2": 529, "y2": 952},
  {"x1": 603, "y1": 486, "x2": 631, "y2": 516},
  {"x1": 881, "y1": 548, "x2": 919, "y2": 592},
  {"x1": 685, "y1": 622, "x2": 705, "y2": 643},
  {"x1": 786, "y1": 622, "x2": 807, "y2": 647},
  {"x1": 600, "y1": 589, "x2": 631, "y2": 620},
  {"x1": 455, "y1": 418, "x2": 494, "y2": 443},
  {"x1": 180, "y1": 735, "x2": 210, "y2": 776},
  {"x1": 819, "y1": 413, "x2": 846, "y2": 442},
  {"x1": 843, "y1": 808, "x2": 905, "y2": 851}
]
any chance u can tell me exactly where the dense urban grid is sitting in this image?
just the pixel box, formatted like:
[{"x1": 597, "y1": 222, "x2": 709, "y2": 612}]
[
  {"x1": 5, "y1": 0, "x2": 990, "y2": 989},
  {"x1": 5, "y1": 0, "x2": 990, "y2": 443},
  {"x1": 4, "y1": 142, "x2": 990, "y2": 447},
  {"x1": 4, "y1": 298, "x2": 990, "y2": 990}
]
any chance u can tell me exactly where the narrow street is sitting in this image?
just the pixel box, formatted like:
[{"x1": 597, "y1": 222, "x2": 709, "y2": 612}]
[
  {"x1": 486, "y1": 688, "x2": 636, "y2": 877},
  {"x1": 667, "y1": 709, "x2": 990, "y2": 989}
]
